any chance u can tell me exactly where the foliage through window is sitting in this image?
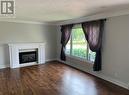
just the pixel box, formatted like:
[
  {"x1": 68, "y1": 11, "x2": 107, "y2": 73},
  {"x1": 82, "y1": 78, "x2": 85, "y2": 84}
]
[{"x1": 65, "y1": 25, "x2": 96, "y2": 62}]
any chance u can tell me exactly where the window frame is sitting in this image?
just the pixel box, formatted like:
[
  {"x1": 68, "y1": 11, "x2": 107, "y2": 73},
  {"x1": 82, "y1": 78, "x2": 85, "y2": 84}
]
[{"x1": 65, "y1": 25, "x2": 94, "y2": 64}]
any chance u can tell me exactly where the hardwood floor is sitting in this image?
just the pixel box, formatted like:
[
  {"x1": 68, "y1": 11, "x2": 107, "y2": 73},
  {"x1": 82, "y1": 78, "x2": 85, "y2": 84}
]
[{"x1": 0, "y1": 61, "x2": 129, "y2": 95}]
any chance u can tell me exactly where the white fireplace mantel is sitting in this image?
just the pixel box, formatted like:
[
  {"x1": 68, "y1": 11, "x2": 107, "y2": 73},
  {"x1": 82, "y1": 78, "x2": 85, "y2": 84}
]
[{"x1": 8, "y1": 43, "x2": 45, "y2": 68}]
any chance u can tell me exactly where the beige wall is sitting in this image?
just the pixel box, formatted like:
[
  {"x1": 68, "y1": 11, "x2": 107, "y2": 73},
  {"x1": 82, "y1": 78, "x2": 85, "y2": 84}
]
[
  {"x1": 57, "y1": 14, "x2": 129, "y2": 89},
  {"x1": 0, "y1": 21, "x2": 57, "y2": 68},
  {"x1": 0, "y1": 14, "x2": 129, "y2": 89}
]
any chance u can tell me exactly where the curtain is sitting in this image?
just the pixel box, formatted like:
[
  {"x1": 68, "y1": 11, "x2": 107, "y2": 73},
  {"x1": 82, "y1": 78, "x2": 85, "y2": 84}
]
[
  {"x1": 82, "y1": 20, "x2": 105, "y2": 71},
  {"x1": 60, "y1": 24, "x2": 73, "y2": 61}
]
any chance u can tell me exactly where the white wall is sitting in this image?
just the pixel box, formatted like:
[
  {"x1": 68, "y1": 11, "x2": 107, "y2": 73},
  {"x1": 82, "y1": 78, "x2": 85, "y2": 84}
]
[
  {"x1": 0, "y1": 21, "x2": 57, "y2": 68},
  {"x1": 57, "y1": 14, "x2": 129, "y2": 89}
]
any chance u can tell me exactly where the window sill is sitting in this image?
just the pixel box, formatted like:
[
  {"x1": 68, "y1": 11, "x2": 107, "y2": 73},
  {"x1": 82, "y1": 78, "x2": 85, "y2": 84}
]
[{"x1": 66, "y1": 54, "x2": 94, "y2": 64}]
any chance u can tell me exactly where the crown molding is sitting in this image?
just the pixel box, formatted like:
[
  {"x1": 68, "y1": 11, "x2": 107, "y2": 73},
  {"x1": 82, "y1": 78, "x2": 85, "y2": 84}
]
[{"x1": 0, "y1": 19, "x2": 56, "y2": 25}]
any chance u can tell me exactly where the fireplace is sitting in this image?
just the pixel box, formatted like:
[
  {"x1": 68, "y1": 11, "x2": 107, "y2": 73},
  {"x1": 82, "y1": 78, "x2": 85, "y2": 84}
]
[
  {"x1": 8, "y1": 43, "x2": 45, "y2": 68},
  {"x1": 19, "y1": 51, "x2": 38, "y2": 64}
]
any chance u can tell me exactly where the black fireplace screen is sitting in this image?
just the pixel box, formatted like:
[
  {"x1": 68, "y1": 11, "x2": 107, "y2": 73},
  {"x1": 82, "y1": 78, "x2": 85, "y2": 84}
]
[{"x1": 19, "y1": 51, "x2": 38, "y2": 64}]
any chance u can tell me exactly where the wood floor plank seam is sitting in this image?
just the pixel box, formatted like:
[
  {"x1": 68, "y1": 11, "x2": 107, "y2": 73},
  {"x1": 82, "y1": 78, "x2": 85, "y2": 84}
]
[{"x1": 0, "y1": 61, "x2": 128, "y2": 95}]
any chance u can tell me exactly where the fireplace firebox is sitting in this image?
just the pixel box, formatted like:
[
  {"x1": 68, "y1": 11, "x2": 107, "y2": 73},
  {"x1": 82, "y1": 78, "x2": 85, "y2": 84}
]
[{"x1": 19, "y1": 51, "x2": 38, "y2": 64}]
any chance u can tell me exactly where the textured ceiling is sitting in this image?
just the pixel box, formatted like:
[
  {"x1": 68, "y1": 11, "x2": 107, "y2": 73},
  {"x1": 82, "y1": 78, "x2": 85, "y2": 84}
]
[{"x1": 1, "y1": 0, "x2": 129, "y2": 22}]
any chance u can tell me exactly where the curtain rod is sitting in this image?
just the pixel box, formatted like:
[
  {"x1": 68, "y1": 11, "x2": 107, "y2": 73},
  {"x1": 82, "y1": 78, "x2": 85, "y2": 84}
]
[{"x1": 61, "y1": 19, "x2": 107, "y2": 26}]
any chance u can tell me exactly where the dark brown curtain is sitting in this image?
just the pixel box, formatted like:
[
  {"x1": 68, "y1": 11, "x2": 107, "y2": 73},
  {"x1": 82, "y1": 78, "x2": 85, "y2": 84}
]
[
  {"x1": 82, "y1": 20, "x2": 105, "y2": 71},
  {"x1": 60, "y1": 24, "x2": 73, "y2": 61}
]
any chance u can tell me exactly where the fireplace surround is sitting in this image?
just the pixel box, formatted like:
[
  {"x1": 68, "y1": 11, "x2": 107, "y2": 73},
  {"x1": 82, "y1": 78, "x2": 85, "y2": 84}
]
[{"x1": 8, "y1": 43, "x2": 45, "y2": 68}]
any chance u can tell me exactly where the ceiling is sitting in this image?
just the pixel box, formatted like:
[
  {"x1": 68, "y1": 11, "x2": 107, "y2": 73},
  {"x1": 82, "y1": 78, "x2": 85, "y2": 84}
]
[{"x1": 1, "y1": 0, "x2": 129, "y2": 23}]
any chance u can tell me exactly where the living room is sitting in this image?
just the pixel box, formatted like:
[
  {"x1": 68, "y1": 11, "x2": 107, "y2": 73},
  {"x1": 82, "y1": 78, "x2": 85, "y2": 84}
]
[{"x1": 0, "y1": 0, "x2": 129, "y2": 95}]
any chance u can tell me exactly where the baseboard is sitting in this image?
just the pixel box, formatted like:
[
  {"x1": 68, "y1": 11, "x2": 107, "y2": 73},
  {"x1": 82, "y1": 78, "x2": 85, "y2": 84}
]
[
  {"x1": 0, "y1": 64, "x2": 10, "y2": 69},
  {"x1": 57, "y1": 59, "x2": 129, "y2": 90},
  {"x1": 45, "y1": 58, "x2": 57, "y2": 63},
  {"x1": 0, "y1": 58, "x2": 57, "y2": 69},
  {"x1": 0, "y1": 58, "x2": 128, "y2": 90}
]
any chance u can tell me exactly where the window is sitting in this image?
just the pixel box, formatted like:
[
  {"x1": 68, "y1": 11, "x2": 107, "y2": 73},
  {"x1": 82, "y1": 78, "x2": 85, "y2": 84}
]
[{"x1": 65, "y1": 25, "x2": 96, "y2": 62}]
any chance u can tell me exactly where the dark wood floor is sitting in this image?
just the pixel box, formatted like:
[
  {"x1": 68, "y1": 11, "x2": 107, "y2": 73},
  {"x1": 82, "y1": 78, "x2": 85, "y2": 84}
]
[{"x1": 0, "y1": 61, "x2": 129, "y2": 95}]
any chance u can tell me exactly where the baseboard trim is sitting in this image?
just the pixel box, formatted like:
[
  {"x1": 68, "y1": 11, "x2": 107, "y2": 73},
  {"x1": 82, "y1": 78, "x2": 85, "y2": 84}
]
[
  {"x1": 0, "y1": 58, "x2": 57, "y2": 69},
  {"x1": 0, "y1": 64, "x2": 10, "y2": 69},
  {"x1": 1, "y1": 58, "x2": 128, "y2": 90},
  {"x1": 57, "y1": 59, "x2": 129, "y2": 90},
  {"x1": 45, "y1": 58, "x2": 57, "y2": 63}
]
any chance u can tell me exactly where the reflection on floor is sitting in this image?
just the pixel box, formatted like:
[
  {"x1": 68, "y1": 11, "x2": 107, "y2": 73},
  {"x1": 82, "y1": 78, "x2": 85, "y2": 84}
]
[{"x1": 0, "y1": 61, "x2": 129, "y2": 95}]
